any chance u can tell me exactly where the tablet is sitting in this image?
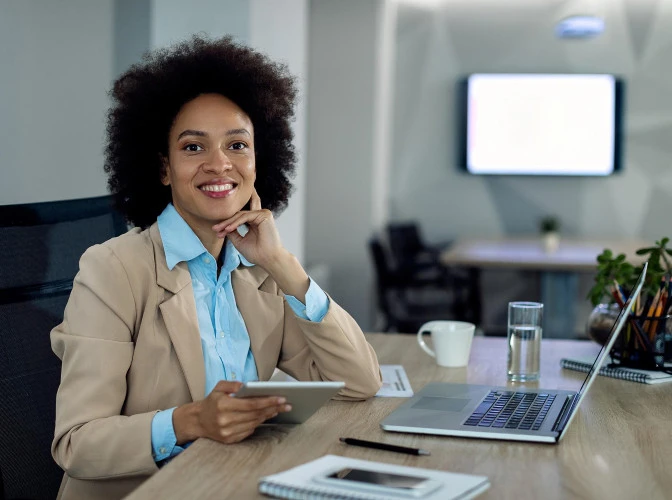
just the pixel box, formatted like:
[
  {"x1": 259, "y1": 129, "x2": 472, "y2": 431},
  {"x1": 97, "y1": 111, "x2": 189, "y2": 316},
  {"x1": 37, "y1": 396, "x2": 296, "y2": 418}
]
[{"x1": 233, "y1": 381, "x2": 345, "y2": 424}]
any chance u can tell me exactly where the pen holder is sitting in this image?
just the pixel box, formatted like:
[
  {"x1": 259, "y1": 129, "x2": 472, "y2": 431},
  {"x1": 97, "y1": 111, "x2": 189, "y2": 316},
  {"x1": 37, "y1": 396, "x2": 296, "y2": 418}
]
[{"x1": 609, "y1": 314, "x2": 672, "y2": 370}]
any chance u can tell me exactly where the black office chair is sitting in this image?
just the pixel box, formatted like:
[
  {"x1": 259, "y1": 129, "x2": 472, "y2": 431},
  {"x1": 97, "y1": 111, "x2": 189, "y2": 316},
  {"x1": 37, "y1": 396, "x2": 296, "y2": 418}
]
[
  {"x1": 369, "y1": 237, "x2": 469, "y2": 333},
  {"x1": 0, "y1": 195, "x2": 127, "y2": 500}
]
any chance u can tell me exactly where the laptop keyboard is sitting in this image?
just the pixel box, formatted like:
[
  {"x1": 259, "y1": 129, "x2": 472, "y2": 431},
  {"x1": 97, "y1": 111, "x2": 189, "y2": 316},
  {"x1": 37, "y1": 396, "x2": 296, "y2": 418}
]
[{"x1": 463, "y1": 391, "x2": 556, "y2": 431}]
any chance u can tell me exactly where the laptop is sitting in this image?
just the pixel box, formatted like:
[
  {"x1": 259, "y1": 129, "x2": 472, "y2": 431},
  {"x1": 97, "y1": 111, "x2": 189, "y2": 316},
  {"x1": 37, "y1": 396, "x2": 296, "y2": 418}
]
[{"x1": 381, "y1": 262, "x2": 647, "y2": 444}]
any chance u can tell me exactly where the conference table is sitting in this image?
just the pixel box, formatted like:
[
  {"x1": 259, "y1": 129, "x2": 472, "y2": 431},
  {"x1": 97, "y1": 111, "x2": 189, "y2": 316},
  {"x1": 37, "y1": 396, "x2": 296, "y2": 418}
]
[
  {"x1": 125, "y1": 334, "x2": 672, "y2": 500},
  {"x1": 440, "y1": 237, "x2": 648, "y2": 338}
]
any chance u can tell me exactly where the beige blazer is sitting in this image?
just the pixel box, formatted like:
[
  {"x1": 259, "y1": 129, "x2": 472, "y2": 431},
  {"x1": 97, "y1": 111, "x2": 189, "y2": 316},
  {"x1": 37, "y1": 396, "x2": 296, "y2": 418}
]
[{"x1": 51, "y1": 223, "x2": 382, "y2": 500}]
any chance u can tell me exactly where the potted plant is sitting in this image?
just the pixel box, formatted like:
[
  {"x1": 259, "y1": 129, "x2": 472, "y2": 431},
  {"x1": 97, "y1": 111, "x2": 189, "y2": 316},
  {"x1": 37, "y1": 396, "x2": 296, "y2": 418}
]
[
  {"x1": 586, "y1": 237, "x2": 672, "y2": 348},
  {"x1": 539, "y1": 216, "x2": 560, "y2": 253}
]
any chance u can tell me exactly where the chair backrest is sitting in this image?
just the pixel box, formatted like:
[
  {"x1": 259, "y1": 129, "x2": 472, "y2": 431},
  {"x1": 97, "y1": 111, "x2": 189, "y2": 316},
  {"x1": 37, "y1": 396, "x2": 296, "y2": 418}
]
[
  {"x1": 0, "y1": 195, "x2": 127, "y2": 499},
  {"x1": 369, "y1": 237, "x2": 388, "y2": 289},
  {"x1": 368, "y1": 238, "x2": 397, "y2": 315},
  {"x1": 386, "y1": 223, "x2": 424, "y2": 266}
]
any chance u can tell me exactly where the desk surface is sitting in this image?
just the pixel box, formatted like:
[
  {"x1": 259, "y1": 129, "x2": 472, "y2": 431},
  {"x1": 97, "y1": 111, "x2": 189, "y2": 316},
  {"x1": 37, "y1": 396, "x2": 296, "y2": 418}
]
[
  {"x1": 440, "y1": 237, "x2": 648, "y2": 271},
  {"x1": 126, "y1": 334, "x2": 672, "y2": 500}
]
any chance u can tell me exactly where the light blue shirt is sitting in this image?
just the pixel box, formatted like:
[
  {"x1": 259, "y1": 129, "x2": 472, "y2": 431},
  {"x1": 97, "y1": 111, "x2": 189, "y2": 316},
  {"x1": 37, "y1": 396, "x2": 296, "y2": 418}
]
[{"x1": 151, "y1": 203, "x2": 329, "y2": 462}]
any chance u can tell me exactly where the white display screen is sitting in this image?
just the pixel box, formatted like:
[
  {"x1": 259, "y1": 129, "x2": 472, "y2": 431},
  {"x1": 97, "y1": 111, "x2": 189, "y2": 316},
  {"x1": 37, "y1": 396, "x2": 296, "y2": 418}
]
[{"x1": 465, "y1": 74, "x2": 620, "y2": 176}]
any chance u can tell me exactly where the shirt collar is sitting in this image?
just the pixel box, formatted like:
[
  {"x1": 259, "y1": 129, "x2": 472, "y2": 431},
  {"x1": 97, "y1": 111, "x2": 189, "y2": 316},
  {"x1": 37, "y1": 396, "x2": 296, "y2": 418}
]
[
  {"x1": 157, "y1": 203, "x2": 254, "y2": 271},
  {"x1": 222, "y1": 236, "x2": 254, "y2": 272}
]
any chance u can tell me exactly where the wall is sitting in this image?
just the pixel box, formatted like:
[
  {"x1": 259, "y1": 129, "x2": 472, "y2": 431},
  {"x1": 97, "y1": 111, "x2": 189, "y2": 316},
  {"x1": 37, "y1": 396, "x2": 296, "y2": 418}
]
[
  {"x1": 306, "y1": 0, "x2": 395, "y2": 330},
  {"x1": 249, "y1": 0, "x2": 309, "y2": 268},
  {"x1": 0, "y1": 0, "x2": 114, "y2": 204},
  {"x1": 150, "y1": 0, "x2": 248, "y2": 48},
  {"x1": 391, "y1": 0, "x2": 672, "y2": 333}
]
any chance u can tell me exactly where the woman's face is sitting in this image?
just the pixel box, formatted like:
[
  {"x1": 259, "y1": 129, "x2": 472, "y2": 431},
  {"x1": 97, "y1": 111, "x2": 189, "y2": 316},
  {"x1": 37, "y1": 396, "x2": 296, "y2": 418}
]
[{"x1": 162, "y1": 93, "x2": 256, "y2": 231}]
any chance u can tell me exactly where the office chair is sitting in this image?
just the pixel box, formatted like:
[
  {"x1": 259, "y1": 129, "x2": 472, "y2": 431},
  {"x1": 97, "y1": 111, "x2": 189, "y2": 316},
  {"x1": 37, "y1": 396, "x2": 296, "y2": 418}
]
[
  {"x1": 0, "y1": 195, "x2": 127, "y2": 500},
  {"x1": 369, "y1": 237, "x2": 469, "y2": 333}
]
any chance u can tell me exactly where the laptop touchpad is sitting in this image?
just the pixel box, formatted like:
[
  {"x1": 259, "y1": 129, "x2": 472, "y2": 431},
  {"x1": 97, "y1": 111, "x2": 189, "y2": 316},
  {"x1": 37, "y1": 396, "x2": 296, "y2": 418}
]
[{"x1": 412, "y1": 397, "x2": 470, "y2": 412}]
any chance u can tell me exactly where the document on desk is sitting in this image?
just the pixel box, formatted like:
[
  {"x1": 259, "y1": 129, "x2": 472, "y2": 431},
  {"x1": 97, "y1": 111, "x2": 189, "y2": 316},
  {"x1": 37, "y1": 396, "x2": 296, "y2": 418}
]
[{"x1": 376, "y1": 365, "x2": 413, "y2": 397}]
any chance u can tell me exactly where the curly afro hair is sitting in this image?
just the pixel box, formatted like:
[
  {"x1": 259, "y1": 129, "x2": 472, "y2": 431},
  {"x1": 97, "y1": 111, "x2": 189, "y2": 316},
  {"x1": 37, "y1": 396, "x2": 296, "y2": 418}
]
[{"x1": 105, "y1": 35, "x2": 297, "y2": 229}]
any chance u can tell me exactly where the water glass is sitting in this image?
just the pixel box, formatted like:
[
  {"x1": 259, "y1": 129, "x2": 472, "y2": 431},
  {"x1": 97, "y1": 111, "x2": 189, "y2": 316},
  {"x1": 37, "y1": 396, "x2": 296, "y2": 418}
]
[{"x1": 507, "y1": 301, "x2": 543, "y2": 382}]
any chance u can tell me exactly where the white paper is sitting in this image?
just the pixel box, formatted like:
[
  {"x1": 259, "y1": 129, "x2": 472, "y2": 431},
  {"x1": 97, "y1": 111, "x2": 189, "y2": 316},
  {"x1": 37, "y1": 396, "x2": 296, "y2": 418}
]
[{"x1": 375, "y1": 365, "x2": 414, "y2": 397}]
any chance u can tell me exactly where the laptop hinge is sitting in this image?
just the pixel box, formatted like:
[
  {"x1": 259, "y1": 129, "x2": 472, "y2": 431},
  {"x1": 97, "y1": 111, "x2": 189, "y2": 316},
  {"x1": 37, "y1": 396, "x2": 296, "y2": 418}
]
[{"x1": 552, "y1": 394, "x2": 578, "y2": 432}]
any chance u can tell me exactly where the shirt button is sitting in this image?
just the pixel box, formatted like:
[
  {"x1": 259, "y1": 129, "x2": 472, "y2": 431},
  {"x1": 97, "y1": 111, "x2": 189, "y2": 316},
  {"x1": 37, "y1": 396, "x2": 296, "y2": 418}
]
[
  {"x1": 159, "y1": 447, "x2": 167, "y2": 454},
  {"x1": 203, "y1": 257, "x2": 210, "y2": 264},
  {"x1": 231, "y1": 372, "x2": 237, "y2": 379},
  {"x1": 218, "y1": 331, "x2": 225, "y2": 338}
]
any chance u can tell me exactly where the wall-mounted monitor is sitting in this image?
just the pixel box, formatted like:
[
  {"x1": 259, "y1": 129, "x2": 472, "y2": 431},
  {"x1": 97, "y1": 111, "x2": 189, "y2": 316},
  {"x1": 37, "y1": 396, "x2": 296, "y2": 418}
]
[{"x1": 459, "y1": 73, "x2": 624, "y2": 176}]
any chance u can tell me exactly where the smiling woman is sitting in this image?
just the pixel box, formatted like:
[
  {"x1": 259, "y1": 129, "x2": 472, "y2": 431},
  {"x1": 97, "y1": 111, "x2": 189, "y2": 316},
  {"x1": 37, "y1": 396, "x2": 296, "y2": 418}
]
[{"x1": 49, "y1": 35, "x2": 382, "y2": 500}]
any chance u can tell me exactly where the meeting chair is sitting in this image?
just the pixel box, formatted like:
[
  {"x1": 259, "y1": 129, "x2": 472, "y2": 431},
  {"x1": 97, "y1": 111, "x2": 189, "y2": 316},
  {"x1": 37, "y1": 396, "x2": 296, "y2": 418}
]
[
  {"x1": 0, "y1": 195, "x2": 127, "y2": 500},
  {"x1": 369, "y1": 236, "x2": 472, "y2": 333}
]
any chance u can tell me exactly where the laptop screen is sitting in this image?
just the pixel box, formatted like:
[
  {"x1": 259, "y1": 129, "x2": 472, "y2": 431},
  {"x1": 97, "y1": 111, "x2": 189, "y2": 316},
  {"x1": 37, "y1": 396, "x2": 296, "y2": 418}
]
[{"x1": 558, "y1": 262, "x2": 647, "y2": 439}]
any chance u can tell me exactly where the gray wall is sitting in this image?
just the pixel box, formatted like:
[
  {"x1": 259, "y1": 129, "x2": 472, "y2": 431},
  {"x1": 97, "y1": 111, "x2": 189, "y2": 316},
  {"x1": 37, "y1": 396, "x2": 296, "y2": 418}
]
[
  {"x1": 114, "y1": 0, "x2": 150, "y2": 77},
  {"x1": 249, "y1": 0, "x2": 309, "y2": 269},
  {"x1": 390, "y1": 0, "x2": 672, "y2": 333},
  {"x1": 306, "y1": 0, "x2": 390, "y2": 330},
  {"x1": 150, "y1": 0, "x2": 248, "y2": 48},
  {"x1": 0, "y1": 0, "x2": 113, "y2": 204}
]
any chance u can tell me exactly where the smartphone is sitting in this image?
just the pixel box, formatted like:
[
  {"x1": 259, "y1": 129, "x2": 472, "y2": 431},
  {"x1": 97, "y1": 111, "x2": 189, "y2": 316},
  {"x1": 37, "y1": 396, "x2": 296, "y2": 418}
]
[{"x1": 313, "y1": 467, "x2": 442, "y2": 498}]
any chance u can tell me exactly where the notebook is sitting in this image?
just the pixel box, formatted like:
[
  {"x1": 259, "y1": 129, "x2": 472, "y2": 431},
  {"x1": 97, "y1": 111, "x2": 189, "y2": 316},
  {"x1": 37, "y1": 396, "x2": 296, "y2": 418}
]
[
  {"x1": 258, "y1": 454, "x2": 490, "y2": 500},
  {"x1": 561, "y1": 356, "x2": 672, "y2": 384},
  {"x1": 380, "y1": 263, "x2": 647, "y2": 444}
]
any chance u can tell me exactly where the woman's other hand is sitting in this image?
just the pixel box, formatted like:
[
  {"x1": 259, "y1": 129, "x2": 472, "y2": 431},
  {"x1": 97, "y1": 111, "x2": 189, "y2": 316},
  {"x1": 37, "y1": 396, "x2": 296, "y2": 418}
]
[{"x1": 172, "y1": 381, "x2": 291, "y2": 445}]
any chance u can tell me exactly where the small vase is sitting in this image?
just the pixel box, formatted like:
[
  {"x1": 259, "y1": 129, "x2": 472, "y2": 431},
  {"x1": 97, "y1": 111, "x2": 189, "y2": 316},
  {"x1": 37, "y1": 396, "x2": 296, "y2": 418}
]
[
  {"x1": 542, "y1": 232, "x2": 560, "y2": 253},
  {"x1": 586, "y1": 303, "x2": 620, "y2": 345}
]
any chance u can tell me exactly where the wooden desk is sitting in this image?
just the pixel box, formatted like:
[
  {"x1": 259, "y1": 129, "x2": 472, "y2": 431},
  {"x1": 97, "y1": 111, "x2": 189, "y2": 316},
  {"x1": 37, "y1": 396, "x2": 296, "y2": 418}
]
[
  {"x1": 440, "y1": 237, "x2": 648, "y2": 338},
  {"x1": 125, "y1": 334, "x2": 672, "y2": 500}
]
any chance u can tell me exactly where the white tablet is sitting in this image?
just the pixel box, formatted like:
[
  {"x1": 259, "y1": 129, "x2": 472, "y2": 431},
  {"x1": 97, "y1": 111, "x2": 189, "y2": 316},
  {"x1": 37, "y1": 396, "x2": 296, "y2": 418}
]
[{"x1": 233, "y1": 381, "x2": 345, "y2": 424}]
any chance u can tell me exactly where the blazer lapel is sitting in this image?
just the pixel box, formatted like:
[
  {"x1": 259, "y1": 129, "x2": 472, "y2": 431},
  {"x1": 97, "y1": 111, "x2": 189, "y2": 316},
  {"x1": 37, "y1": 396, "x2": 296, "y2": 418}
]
[
  {"x1": 150, "y1": 224, "x2": 206, "y2": 402},
  {"x1": 232, "y1": 266, "x2": 285, "y2": 381}
]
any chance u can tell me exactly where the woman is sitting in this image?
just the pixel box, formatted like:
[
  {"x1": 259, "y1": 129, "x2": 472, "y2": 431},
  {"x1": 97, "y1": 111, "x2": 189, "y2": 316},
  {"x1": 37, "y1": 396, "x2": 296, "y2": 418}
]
[{"x1": 50, "y1": 35, "x2": 382, "y2": 500}]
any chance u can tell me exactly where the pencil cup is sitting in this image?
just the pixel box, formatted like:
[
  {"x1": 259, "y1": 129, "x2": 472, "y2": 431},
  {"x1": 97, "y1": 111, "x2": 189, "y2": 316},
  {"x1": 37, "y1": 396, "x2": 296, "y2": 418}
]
[
  {"x1": 417, "y1": 321, "x2": 475, "y2": 367},
  {"x1": 610, "y1": 313, "x2": 672, "y2": 369},
  {"x1": 507, "y1": 302, "x2": 543, "y2": 382}
]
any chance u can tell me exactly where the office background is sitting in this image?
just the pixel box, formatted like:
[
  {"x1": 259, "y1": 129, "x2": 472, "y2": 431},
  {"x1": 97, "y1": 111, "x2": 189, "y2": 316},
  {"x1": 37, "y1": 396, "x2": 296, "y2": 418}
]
[{"x1": 2, "y1": 0, "x2": 671, "y2": 333}]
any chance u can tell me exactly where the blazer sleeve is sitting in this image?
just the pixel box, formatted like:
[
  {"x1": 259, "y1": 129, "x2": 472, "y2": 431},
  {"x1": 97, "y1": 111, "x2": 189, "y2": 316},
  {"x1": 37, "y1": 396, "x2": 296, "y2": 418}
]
[
  {"x1": 276, "y1": 294, "x2": 383, "y2": 401},
  {"x1": 51, "y1": 244, "x2": 159, "y2": 480}
]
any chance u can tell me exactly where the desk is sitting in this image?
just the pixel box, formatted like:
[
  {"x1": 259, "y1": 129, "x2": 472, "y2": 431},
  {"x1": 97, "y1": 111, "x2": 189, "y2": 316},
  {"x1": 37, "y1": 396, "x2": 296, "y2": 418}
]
[
  {"x1": 440, "y1": 237, "x2": 648, "y2": 338},
  {"x1": 126, "y1": 334, "x2": 672, "y2": 500}
]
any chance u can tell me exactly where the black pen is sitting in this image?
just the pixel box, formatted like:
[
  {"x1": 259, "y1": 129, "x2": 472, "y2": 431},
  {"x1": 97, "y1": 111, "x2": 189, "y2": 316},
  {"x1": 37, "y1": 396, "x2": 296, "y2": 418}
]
[{"x1": 339, "y1": 437, "x2": 430, "y2": 456}]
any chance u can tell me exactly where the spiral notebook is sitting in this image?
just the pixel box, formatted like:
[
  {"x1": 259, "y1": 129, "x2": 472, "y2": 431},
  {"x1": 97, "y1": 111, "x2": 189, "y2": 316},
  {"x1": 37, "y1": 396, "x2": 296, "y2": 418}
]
[
  {"x1": 258, "y1": 454, "x2": 489, "y2": 499},
  {"x1": 560, "y1": 356, "x2": 672, "y2": 385}
]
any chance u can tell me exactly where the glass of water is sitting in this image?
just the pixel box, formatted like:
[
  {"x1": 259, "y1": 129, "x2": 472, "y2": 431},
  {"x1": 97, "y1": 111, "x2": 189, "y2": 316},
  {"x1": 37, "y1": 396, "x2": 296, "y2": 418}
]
[{"x1": 507, "y1": 302, "x2": 543, "y2": 382}]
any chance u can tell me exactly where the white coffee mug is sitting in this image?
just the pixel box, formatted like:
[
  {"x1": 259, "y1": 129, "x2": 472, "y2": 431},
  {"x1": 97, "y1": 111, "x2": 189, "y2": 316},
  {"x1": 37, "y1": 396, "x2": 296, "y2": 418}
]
[{"x1": 416, "y1": 320, "x2": 475, "y2": 367}]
